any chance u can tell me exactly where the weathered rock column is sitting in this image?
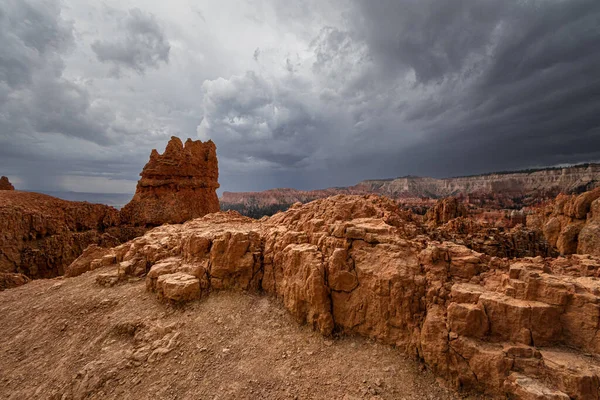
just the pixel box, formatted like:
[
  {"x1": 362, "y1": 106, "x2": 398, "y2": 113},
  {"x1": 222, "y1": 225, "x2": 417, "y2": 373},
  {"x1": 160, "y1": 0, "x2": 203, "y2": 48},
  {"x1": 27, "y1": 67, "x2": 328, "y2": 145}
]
[
  {"x1": 0, "y1": 176, "x2": 14, "y2": 191},
  {"x1": 121, "y1": 136, "x2": 220, "y2": 226}
]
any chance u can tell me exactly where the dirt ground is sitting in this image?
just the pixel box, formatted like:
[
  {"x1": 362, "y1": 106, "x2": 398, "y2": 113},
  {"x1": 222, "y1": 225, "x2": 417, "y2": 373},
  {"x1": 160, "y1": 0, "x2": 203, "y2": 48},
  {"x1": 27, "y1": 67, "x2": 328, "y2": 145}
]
[{"x1": 0, "y1": 269, "x2": 478, "y2": 400}]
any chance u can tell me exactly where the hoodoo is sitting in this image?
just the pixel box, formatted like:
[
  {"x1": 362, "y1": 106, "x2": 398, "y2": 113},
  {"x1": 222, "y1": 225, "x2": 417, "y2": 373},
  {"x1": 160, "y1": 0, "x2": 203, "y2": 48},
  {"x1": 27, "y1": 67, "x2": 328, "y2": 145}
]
[
  {"x1": 0, "y1": 176, "x2": 14, "y2": 191},
  {"x1": 121, "y1": 136, "x2": 220, "y2": 226}
]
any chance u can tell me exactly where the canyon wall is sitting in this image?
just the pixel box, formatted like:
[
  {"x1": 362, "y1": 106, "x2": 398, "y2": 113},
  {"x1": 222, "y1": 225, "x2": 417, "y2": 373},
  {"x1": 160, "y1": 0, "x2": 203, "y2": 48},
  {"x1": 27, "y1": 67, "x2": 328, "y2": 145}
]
[
  {"x1": 0, "y1": 191, "x2": 144, "y2": 286},
  {"x1": 221, "y1": 164, "x2": 600, "y2": 217},
  {"x1": 121, "y1": 136, "x2": 220, "y2": 227}
]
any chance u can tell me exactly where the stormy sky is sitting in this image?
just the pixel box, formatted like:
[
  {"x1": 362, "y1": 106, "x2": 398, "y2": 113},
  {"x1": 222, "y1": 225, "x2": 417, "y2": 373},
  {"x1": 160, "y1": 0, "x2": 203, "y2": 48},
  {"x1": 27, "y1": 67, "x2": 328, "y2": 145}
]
[{"x1": 1, "y1": 0, "x2": 599, "y2": 194}]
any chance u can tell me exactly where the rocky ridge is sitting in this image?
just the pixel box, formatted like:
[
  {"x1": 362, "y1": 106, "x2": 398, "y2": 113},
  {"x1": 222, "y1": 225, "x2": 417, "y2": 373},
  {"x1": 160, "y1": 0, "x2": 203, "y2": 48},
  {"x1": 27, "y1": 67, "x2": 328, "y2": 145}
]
[
  {"x1": 121, "y1": 136, "x2": 220, "y2": 227},
  {"x1": 0, "y1": 191, "x2": 145, "y2": 287},
  {"x1": 77, "y1": 194, "x2": 600, "y2": 399},
  {"x1": 221, "y1": 163, "x2": 600, "y2": 217},
  {"x1": 0, "y1": 176, "x2": 14, "y2": 190}
]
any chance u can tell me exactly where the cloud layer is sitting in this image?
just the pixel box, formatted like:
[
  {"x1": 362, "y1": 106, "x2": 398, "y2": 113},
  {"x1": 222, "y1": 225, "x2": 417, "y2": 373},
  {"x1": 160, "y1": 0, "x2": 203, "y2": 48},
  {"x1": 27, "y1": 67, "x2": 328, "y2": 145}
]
[{"x1": 1, "y1": 0, "x2": 599, "y2": 193}]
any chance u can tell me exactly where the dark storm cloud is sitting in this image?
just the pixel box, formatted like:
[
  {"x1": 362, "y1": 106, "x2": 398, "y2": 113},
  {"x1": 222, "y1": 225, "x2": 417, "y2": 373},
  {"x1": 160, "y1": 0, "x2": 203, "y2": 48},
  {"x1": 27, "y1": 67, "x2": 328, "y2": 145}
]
[
  {"x1": 0, "y1": 0, "x2": 73, "y2": 88},
  {"x1": 2, "y1": 0, "x2": 600, "y2": 194},
  {"x1": 351, "y1": 0, "x2": 507, "y2": 84},
  {"x1": 0, "y1": 0, "x2": 117, "y2": 147},
  {"x1": 91, "y1": 8, "x2": 170, "y2": 76},
  {"x1": 0, "y1": 0, "x2": 156, "y2": 191},
  {"x1": 203, "y1": 0, "x2": 600, "y2": 191},
  {"x1": 394, "y1": 0, "x2": 600, "y2": 176}
]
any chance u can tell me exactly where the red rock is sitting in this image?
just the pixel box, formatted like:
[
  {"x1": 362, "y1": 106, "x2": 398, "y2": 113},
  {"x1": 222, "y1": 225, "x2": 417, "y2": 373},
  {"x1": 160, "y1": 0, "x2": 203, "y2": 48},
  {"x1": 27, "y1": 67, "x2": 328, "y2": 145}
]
[
  {"x1": 221, "y1": 164, "x2": 600, "y2": 217},
  {"x1": 529, "y1": 187, "x2": 600, "y2": 256},
  {"x1": 121, "y1": 136, "x2": 220, "y2": 226},
  {"x1": 0, "y1": 272, "x2": 30, "y2": 290},
  {"x1": 156, "y1": 272, "x2": 201, "y2": 302},
  {"x1": 79, "y1": 194, "x2": 600, "y2": 398},
  {"x1": 0, "y1": 191, "x2": 143, "y2": 279},
  {"x1": 64, "y1": 245, "x2": 113, "y2": 277},
  {"x1": 426, "y1": 197, "x2": 467, "y2": 226},
  {"x1": 0, "y1": 176, "x2": 14, "y2": 191}
]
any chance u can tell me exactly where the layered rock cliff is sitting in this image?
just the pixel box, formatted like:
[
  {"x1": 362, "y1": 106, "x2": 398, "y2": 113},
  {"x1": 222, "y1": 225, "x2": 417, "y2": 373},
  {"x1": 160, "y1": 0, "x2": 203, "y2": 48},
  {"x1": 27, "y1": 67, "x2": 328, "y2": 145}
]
[
  {"x1": 221, "y1": 164, "x2": 600, "y2": 217},
  {"x1": 0, "y1": 191, "x2": 145, "y2": 284},
  {"x1": 0, "y1": 176, "x2": 14, "y2": 191},
  {"x1": 77, "y1": 194, "x2": 600, "y2": 399},
  {"x1": 121, "y1": 136, "x2": 220, "y2": 227}
]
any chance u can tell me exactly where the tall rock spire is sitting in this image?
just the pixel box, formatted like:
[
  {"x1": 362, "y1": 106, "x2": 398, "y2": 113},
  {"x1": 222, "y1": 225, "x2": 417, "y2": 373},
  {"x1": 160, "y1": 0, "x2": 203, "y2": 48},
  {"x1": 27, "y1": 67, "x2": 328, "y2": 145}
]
[{"x1": 121, "y1": 136, "x2": 220, "y2": 226}]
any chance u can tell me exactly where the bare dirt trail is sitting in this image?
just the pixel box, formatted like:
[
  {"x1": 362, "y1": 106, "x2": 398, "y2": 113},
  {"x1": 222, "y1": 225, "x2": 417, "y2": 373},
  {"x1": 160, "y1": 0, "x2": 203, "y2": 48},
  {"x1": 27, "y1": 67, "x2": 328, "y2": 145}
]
[{"x1": 0, "y1": 268, "x2": 476, "y2": 400}]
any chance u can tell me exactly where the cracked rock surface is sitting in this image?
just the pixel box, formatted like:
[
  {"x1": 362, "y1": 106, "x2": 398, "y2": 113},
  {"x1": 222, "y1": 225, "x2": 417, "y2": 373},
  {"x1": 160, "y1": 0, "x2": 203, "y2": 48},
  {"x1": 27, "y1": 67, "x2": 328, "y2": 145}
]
[{"x1": 76, "y1": 194, "x2": 600, "y2": 399}]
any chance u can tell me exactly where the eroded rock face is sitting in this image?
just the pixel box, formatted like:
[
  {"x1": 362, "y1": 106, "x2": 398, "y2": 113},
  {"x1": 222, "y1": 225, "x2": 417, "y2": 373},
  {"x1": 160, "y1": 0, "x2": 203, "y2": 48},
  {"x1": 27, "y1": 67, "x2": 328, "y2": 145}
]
[
  {"x1": 426, "y1": 197, "x2": 468, "y2": 226},
  {"x1": 121, "y1": 136, "x2": 220, "y2": 227},
  {"x1": 0, "y1": 176, "x2": 14, "y2": 191},
  {"x1": 86, "y1": 194, "x2": 600, "y2": 399},
  {"x1": 0, "y1": 191, "x2": 144, "y2": 281},
  {"x1": 421, "y1": 197, "x2": 555, "y2": 259},
  {"x1": 528, "y1": 187, "x2": 600, "y2": 256}
]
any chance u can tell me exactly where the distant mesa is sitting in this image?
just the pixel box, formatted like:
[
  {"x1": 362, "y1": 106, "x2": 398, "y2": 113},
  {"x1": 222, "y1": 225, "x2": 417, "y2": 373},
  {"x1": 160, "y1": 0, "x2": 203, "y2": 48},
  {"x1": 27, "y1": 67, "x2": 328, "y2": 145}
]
[
  {"x1": 120, "y1": 136, "x2": 220, "y2": 227},
  {"x1": 0, "y1": 176, "x2": 14, "y2": 191},
  {"x1": 221, "y1": 163, "x2": 600, "y2": 218}
]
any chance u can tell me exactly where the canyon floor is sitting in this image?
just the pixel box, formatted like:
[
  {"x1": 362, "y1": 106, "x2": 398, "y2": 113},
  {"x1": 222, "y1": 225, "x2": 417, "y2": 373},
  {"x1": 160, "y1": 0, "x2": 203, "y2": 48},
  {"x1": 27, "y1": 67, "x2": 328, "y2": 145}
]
[{"x1": 0, "y1": 268, "x2": 478, "y2": 400}]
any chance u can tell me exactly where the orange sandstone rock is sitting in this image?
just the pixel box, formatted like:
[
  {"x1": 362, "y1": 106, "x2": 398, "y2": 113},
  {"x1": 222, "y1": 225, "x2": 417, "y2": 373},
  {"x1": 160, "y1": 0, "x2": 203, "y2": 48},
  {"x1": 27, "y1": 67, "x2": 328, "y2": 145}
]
[
  {"x1": 0, "y1": 176, "x2": 14, "y2": 190},
  {"x1": 85, "y1": 194, "x2": 600, "y2": 398},
  {"x1": 0, "y1": 191, "x2": 141, "y2": 280},
  {"x1": 425, "y1": 197, "x2": 468, "y2": 226},
  {"x1": 528, "y1": 187, "x2": 600, "y2": 256},
  {"x1": 121, "y1": 136, "x2": 220, "y2": 227}
]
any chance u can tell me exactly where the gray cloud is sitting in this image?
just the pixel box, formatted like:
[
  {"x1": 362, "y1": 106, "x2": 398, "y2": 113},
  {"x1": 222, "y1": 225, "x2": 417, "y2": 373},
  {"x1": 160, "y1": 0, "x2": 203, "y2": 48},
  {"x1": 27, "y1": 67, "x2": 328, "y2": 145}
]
[
  {"x1": 91, "y1": 8, "x2": 170, "y2": 76},
  {"x1": 202, "y1": 0, "x2": 600, "y2": 191},
  {"x1": 1, "y1": 0, "x2": 600, "y2": 194},
  {"x1": 0, "y1": 0, "x2": 73, "y2": 89},
  {"x1": 0, "y1": 0, "x2": 166, "y2": 191}
]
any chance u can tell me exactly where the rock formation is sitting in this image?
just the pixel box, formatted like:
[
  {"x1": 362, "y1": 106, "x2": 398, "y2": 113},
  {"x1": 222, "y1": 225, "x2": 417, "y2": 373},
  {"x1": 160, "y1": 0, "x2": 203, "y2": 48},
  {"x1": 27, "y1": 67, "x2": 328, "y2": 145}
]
[
  {"x1": 79, "y1": 194, "x2": 600, "y2": 399},
  {"x1": 0, "y1": 136, "x2": 218, "y2": 287},
  {"x1": 425, "y1": 197, "x2": 467, "y2": 226},
  {"x1": 121, "y1": 136, "x2": 220, "y2": 227},
  {"x1": 428, "y1": 217, "x2": 555, "y2": 259},
  {"x1": 0, "y1": 176, "x2": 14, "y2": 190},
  {"x1": 420, "y1": 197, "x2": 554, "y2": 259},
  {"x1": 528, "y1": 187, "x2": 600, "y2": 256},
  {"x1": 221, "y1": 163, "x2": 600, "y2": 217},
  {"x1": 0, "y1": 191, "x2": 144, "y2": 283}
]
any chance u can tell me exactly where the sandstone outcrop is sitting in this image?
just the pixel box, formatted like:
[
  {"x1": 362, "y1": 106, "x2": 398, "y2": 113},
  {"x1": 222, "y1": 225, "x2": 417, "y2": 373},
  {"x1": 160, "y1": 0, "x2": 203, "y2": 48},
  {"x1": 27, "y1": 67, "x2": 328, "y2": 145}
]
[
  {"x1": 0, "y1": 191, "x2": 144, "y2": 281},
  {"x1": 528, "y1": 187, "x2": 600, "y2": 256},
  {"x1": 121, "y1": 136, "x2": 220, "y2": 227},
  {"x1": 428, "y1": 218, "x2": 555, "y2": 258},
  {"x1": 83, "y1": 194, "x2": 600, "y2": 398},
  {"x1": 425, "y1": 197, "x2": 467, "y2": 226},
  {"x1": 422, "y1": 198, "x2": 554, "y2": 258},
  {"x1": 0, "y1": 176, "x2": 14, "y2": 191},
  {"x1": 0, "y1": 272, "x2": 30, "y2": 290}
]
